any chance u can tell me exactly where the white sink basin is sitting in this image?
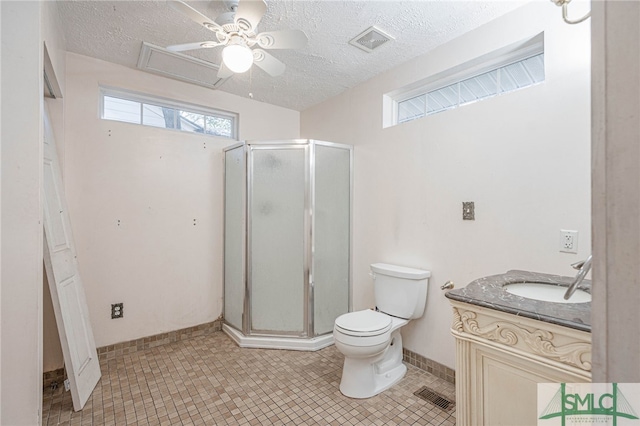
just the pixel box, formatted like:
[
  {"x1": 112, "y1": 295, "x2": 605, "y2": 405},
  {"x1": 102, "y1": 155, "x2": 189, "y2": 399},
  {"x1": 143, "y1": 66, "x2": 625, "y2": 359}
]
[{"x1": 504, "y1": 282, "x2": 591, "y2": 304}]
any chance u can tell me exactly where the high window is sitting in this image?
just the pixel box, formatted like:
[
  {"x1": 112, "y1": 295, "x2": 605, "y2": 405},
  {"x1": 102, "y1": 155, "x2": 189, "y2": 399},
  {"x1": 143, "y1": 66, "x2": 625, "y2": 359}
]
[
  {"x1": 385, "y1": 35, "x2": 545, "y2": 127},
  {"x1": 100, "y1": 87, "x2": 238, "y2": 139}
]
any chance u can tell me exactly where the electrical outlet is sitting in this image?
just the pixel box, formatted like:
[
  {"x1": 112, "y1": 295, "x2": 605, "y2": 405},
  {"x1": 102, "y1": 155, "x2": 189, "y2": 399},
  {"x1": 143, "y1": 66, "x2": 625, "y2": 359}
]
[
  {"x1": 111, "y1": 303, "x2": 124, "y2": 319},
  {"x1": 560, "y1": 230, "x2": 578, "y2": 253}
]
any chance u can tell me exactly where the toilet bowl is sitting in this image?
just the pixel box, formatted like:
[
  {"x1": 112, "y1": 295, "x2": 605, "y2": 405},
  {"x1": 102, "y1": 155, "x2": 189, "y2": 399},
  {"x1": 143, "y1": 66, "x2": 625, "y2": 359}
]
[
  {"x1": 333, "y1": 263, "x2": 430, "y2": 399},
  {"x1": 334, "y1": 309, "x2": 408, "y2": 398}
]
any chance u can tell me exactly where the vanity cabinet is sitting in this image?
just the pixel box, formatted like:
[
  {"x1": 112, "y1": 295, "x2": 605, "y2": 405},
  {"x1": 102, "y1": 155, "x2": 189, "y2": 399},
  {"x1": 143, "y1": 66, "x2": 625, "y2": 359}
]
[{"x1": 449, "y1": 300, "x2": 591, "y2": 426}]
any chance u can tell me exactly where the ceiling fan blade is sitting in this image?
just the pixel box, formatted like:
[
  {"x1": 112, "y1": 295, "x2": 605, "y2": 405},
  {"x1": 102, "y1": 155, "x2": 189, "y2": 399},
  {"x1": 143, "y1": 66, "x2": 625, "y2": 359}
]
[
  {"x1": 167, "y1": 41, "x2": 220, "y2": 52},
  {"x1": 217, "y1": 62, "x2": 235, "y2": 79},
  {"x1": 256, "y1": 29, "x2": 308, "y2": 50},
  {"x1": 169, "y1": 0, "x2": 224, "y2": 33},
  {"x1": 234, "y1": 0, "x2": 267, "y2": 33},
  {"x1": 252, "y1": 49, "x2": 286, "y2": 77}
]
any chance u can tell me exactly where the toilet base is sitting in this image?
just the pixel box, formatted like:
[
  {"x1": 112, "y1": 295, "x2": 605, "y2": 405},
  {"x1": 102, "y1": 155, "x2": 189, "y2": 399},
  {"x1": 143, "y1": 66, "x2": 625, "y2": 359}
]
[
  {"x1": 340, "y1": 361, "x2": 407, "y2": 399},
  {"x1": 338, "y1": 330, "x2": 407, "y2": 399}
]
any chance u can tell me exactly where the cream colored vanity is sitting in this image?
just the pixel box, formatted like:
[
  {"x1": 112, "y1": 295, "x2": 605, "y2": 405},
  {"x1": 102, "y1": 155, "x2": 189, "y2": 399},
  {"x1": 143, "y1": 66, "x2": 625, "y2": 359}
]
[{"x1": 446, "y1": 271, "x2": 591, "y2": 426}]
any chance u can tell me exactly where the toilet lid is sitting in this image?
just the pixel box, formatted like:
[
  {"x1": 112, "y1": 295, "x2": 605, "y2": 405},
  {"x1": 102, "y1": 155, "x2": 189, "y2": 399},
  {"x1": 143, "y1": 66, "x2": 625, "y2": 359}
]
[{"x1": 334, "y1": 310, "x2": 392, "y2": 337}]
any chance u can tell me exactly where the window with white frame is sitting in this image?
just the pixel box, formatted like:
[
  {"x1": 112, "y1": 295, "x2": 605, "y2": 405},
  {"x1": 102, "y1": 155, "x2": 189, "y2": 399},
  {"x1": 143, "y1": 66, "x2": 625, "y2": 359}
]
[
  {"x1": 100, "y1": 87, "x2": 238, "y2": 139},
  {"x1": 387, "y1": 35, "x2": 545, "y2": 127}
]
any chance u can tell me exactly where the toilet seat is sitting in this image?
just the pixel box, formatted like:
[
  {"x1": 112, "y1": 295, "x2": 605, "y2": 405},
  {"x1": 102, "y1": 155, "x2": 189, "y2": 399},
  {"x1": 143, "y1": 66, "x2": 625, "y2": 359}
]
[{"x1": 334, "y1": 310, "x2": 392, "y2": 337}]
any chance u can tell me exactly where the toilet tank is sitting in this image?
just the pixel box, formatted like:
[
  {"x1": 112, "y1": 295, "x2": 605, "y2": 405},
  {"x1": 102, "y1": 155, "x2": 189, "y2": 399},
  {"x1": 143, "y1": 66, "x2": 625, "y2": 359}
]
[{"x1": 371, "y1": 263, "x2": 431, "y2": 319}]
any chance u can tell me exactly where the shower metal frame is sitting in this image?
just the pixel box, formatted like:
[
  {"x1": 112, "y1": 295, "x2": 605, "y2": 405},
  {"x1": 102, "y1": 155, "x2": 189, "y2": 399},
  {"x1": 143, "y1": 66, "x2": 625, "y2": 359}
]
[{"x1": 223, "y1": 139, "x2": 353, "y2": 341}]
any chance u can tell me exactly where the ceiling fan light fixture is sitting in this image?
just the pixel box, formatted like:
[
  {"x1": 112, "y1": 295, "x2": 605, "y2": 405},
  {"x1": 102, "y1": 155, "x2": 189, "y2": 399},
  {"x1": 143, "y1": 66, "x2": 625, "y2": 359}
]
[{"x1": 222, "y1": 43, "x2": 254, "y2": 73}]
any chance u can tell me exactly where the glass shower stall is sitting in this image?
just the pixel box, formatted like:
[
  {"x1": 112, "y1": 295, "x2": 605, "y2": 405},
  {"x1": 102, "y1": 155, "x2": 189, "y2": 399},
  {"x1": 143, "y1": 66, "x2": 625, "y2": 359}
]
[{"x1": 223, "y1": 139, "x2": 352, "y2": 350}]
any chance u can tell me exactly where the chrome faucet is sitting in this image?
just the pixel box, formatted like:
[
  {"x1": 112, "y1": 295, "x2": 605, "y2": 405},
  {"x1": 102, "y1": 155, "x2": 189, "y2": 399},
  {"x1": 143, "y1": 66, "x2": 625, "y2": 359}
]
[{"x1": 564, "y1": 255, "x2": 592, "y2": 300}]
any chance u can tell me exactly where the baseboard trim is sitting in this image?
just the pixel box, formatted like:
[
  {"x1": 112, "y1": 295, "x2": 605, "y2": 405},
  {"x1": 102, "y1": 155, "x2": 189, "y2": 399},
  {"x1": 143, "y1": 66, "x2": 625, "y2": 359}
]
[
  {"x1": 43, "y1": 318, "x2": 224, "y2": 388},
  {"x1": 403, "y1": 348, "x2": 455, "y2": 384},
  {"x1": 44, "y1": 320, "x2": 454, "y2": 388},
  {"x1": 43, "y1": 367, "x2": 66, "y2": 390},
  {"x1": 96, "y1": 318, "x2": 223, "y2": 361}
]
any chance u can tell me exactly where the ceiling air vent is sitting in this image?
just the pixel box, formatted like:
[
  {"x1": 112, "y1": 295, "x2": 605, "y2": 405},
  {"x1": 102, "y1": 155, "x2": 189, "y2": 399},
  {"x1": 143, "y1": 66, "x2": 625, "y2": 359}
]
[
  {"x1": 137, "y1": 42, "x2": 230, "y2": 89},
  {"x1": 349, "y1": 26, "x2": 394, "y2": 53}
]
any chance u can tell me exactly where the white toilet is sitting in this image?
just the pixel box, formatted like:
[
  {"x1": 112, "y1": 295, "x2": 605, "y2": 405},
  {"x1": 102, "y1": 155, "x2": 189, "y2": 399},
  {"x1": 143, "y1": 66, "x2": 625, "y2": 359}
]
[{"x1": 333, "y1": 263, "x2": 431, "y2": 399}]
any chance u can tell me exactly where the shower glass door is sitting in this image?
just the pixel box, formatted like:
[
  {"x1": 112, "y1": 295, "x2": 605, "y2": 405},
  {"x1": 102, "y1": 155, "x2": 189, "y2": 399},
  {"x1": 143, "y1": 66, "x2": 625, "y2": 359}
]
[
  {"x1": 249, "y1": 145, "x2": 308, "y2": 335},
  {"x1": 313, "y1": 143, "x2": 351, "y2": 335},
  {"x1": 224, "y1": 145, "x2": 246, "y2": 331}
]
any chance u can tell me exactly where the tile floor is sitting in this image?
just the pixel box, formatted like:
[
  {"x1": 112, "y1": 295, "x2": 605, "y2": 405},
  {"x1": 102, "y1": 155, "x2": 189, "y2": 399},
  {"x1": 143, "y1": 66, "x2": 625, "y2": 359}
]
[{"x1": 43, "y1": 332, "x2": 456, "y2": 425}]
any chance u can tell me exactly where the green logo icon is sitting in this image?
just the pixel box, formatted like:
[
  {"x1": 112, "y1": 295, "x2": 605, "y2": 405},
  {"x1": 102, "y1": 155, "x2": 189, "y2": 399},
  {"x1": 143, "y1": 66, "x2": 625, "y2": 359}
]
[{"x1": 540, "y1": 383, "x2": 639, "y2": 425}]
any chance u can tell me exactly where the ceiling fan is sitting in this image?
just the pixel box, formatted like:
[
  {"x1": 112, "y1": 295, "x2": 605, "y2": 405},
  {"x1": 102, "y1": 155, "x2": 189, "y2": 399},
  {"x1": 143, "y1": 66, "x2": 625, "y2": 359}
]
[{"x1": 167, "y1": 0, "x2": 308, "y2": 78}]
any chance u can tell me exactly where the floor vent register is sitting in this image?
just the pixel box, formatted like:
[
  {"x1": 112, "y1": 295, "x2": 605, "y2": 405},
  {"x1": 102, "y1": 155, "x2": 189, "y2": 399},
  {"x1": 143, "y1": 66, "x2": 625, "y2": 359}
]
[{"x1": 414, "y1": 386, "x2": 455, "y2": 411}]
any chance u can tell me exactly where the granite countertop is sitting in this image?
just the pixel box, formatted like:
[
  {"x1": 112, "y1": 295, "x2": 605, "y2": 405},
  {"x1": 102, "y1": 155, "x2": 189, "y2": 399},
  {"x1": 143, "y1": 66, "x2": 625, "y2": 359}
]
[{"x1": 445, "y1": 270, "x2": 591, "y2": 332}]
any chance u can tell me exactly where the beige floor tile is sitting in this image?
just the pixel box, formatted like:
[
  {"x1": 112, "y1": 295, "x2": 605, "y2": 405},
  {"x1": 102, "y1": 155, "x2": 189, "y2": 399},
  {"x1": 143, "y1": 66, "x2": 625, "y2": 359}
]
[{"x1": 44, "y1": 331, "x2": 455, "y2": 425}]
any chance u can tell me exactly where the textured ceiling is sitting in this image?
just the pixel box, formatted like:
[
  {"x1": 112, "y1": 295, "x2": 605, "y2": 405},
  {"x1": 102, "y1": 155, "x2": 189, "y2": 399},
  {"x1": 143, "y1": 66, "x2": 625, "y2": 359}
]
[{"x1": 57, "y1": 1, "x2": 526, "y2": 111}]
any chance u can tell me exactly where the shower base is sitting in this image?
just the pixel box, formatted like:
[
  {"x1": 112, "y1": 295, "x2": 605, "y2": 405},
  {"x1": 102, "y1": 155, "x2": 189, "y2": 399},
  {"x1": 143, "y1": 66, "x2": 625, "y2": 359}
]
[{"x1": 223, "y1": 324, "x2": 334, "y2": 351}]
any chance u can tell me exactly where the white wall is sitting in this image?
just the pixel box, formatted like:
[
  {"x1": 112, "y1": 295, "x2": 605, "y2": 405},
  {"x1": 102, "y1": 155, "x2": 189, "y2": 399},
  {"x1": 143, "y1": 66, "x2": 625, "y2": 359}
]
[
  {"x1": 1, "y1": 2, "x2": 43, "y2": 424},
  {"x1": 301, "y1": 2, "x2": 591, "y2": 368},
  {"x1": 60, "y1": 53, "x2": 299, "y2": 350}
]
